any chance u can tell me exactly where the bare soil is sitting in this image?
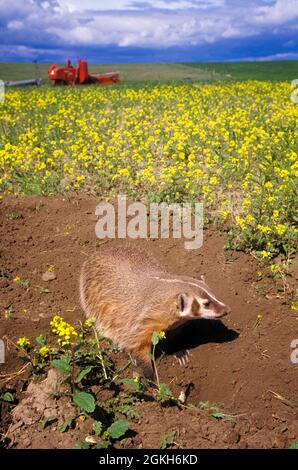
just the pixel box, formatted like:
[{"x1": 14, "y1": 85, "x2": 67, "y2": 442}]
[{"x1": 0, "y1": 194, "x2": 297, "y2": 449}]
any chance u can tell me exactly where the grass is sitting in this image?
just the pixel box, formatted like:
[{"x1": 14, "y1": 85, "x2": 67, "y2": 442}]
[
  {"x1": 1, "y1": 60, "x2": 297, "y2": 84},
  {"x1": 183, "y1": 61, "x2": 298, "y2": 81},
  {"x1": 0, "y1": 61, "x2": 220, "y2": 84}
]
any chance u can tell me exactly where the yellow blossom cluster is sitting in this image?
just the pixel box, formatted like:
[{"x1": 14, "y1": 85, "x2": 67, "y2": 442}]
[
  {"x1": 50, "y1": 315, "x2": 78, "y2": 346},
  {"x1": 0, "y1": 81, "x2": 297, "y2": 255},
  {"x1": 85, "y1": 317, "x2": 97, "y2": 328},
  {"x1": 38, "y1": 345, "x2": 50, "y2": 357},
  {"x1": 17, "y1": 336, "x2": 30, "y2": 349}
]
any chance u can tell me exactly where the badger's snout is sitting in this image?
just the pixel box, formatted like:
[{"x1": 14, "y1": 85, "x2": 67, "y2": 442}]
[
  {"x1": 217, "y1": 304, "x2": 231, "y2": 317},
  {"x1": 199, "y1": 301, "x2": 231, "y2": 320}
]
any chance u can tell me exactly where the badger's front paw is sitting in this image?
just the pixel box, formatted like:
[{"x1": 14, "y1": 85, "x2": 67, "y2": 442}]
[{"x1": 174, "y1": 349, "x2": 190, "y2": 367}]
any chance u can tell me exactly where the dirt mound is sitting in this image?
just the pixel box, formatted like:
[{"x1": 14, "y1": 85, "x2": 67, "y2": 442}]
[
  {"x1": 0, "y1": 194, "x2": 297, "y2": 448},
  {"x1": 6, "y1": 369, "x2": 76, "y2": 448}
]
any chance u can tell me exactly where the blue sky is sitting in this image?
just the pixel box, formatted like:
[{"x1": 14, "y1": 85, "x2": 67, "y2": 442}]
[{"x1": 0, "y1": 0, "x2": 298, "y2": 63}]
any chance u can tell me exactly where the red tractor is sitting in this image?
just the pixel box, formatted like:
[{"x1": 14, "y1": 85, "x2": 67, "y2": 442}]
[{"x1": 48, "y1": 59, "x2": 120, "y2": 86}]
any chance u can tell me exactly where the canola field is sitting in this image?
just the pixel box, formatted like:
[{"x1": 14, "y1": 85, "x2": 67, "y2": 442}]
[{"x1": 0, "y1": 82, "x2": 297, "y2": 263}]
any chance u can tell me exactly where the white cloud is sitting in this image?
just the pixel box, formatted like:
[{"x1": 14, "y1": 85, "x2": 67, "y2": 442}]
[
  {"x1": 41, "y1": 2, "x2": 259, "y2": 49},
  {"x1": 137, "y1": 1, "x2": 199, "y2": 9},
  {"x1": 1, "y1": 0, "x2": 298, "y2": 55},
  {"x1": 46, "y1": 11, "x2": 240, "y2": 48},
  {"x1": 254, "y1": 0, "x2": 298, "y2": 25},
  {"x1": 64, "y1": 0, "x2": 225, "y2": 11},
  {"x1": 221, "y1": 25, "x2": 252, "y2": 39},
  {"x1": 7, "y1": 20, "x2": 23, "y2": 30},
  {"x1": 243, "y1": 51, "x2": 298, "y2": 61},
  {"x1": 0, "y1": 43, "x2": 66, "y2": 60},
  {"x1": 49, "y1": 1, "x2": 298, "y2": 48}
]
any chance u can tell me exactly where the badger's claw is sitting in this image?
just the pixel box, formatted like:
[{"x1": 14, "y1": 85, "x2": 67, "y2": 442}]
[{"x1": 174, "y1": 349, "x2": 190, "y2": 367}]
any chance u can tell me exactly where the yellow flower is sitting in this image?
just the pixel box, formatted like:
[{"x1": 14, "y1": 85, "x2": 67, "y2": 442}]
[
  {"x1": 273, "y1": 210, "x2": 279, "y2": 220},
  {"x1": 39, "y1": 346, "x2": 50, "y2": 357},
  {"x1": 17, "y1": 337, "x2": 30, "y2": 349},
  {"x1": 235, "y1": 216, "x2": 246, "y2": 230},
  {"x1": 275, "y1": 224, "x2": 286, "y2": 236},
  {"x1": 219, "y1": 209, "x2": 230, "y2": 220},
  {"x1": 50, "y1": 315, "x2": 78, "y2": 346},
  {"x1": 85, "y1": 317, "x2": 97, "y2": 328},
  {"x1": 209, "y1": 175, "x2": 219, "y2": 185},
  {"x1": 242, "y1": 199, "x2": 252, "y2": 209},
  {"x1": 257, "y1": 224, "x2": 271, "y2": 234},
  {"x1": 118, "y1": 168, "x2": 131, "y2": 178},
  {"x1": 280, "y1": 169, "x2": 289, "y2": 180},
  {"x1": 245, "y1": 214, "x2": 254, "y2": 224},
  {"x1": 76, "y1": 175, "x2": 86, "y2": 182},
  {"x1": 270, "y1": 264, "x2": 282, "y2": 275}
]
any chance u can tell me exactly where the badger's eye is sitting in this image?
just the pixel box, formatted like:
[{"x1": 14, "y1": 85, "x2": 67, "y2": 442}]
[{"x1": 203, "y1": 300, "x2": 211, "y2": 307}]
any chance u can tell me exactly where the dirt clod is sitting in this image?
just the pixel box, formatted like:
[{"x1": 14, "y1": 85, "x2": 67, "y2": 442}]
[{"x1": 41, "y1": 271, "x2": 57, "y2": 282}]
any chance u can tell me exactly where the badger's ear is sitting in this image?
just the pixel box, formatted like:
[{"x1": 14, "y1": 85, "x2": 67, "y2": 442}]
[
  {"x1": 177, "y1": 293, "x2": 193, "y2": 316},
  {"x1": 200, "y1": 275, "x2": 206, "y2": 282}
]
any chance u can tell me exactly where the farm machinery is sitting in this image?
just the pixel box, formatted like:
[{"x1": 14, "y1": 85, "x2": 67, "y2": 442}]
[
  {"x1": 4, "y1": 78, "x2": 43, "y2": 87},
  {"x1": 48, "y1": 59, "x2": 120, "y2": 86}
]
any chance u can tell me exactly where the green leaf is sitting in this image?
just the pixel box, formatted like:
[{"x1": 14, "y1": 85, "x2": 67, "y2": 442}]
[
  {"x1": 75, "y1": 366, "x2": 94, "y2": 383},
  {"x1": 93, "y1": 421, "x2": 102, "y2": 437},
  {"x1": 36, "y1": 335, "x2": 47, "y2": 345},
  {"x1": 59, "y1": 417, "x2": 73, "y2": 433},
  {"x1": 73, "y1": 441, "x2": 91, "y2": 449},
  {"x1": 121, "y1": 378, "x2": 141, "y2": 392},
  {"x1": 51, "y1": 358, "x2": 72, "y2": 375},
  {"x1": 95, "y1": 440, "x2": 110, "y2": 449},
  {"x1": 39, "y1": 287, "x2": 50, "y2": 294},
  {"x1": 160, "y1": 431, "x2": 176, "y2": 449},
  {"x1": 41, "y1": 416, "x2": 56, "y2": 429},
  {"x1": 121, "y1": 378, "x2": 136, "y2": 386},
  {"x1": 73, "y1": 391, "x2": 96, "y2": 413},
  {"x1": 156, "y1": 383, "x2": 173, "y2": 401},
  {"x1": 2, "y1": 392, "x2": 15, "y2": 402},
  {"x1": 106, "y1": 420, "x2": 129, "y2": 440},
  {"x1": 210, "y1": 411, "x2": 235, "y2": 421},
  {"x1": 4, "y1": 306, "x2": 13, "y2": 319},
  {"x1": 151, "y1": 331, "x2": 160, "y2": 346},
  {"x1": 290, "y1": 442, "x2": 298, "y2": 449},
  {"x1": 117, "y1": 403, "x2": 141, "y2": 420}
]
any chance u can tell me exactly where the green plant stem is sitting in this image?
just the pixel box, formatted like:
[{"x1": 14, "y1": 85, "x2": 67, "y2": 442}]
[
  {"x1": 92, "y1": 325, "x2": 108, "y2": 380},
  {"x1": 152, "y1": 344, "x2": 160, "y2": 389},
  {"x1": 112, "y1": 360, "x2": 132, "y2": 382}
]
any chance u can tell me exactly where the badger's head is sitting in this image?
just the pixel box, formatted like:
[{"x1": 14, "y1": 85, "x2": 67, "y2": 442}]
[{"x1": 175, "y1": 275, "x2": 231, "y2": 320}]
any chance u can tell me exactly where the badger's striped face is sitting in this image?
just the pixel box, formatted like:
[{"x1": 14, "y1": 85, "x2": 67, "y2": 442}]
[
  {"x1": 195, "y1": 294, "x2": 231, "y2": 319},
  {"x1": 177, "y1": 278, "x2": 231, "y2": 320},
  {"x1": 152, "y1": 275, "x2": 231, "y2": 320}
]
